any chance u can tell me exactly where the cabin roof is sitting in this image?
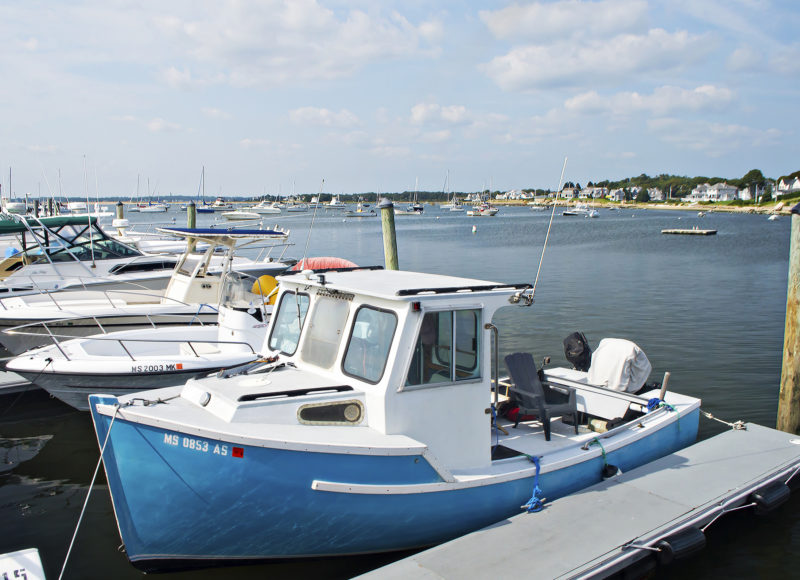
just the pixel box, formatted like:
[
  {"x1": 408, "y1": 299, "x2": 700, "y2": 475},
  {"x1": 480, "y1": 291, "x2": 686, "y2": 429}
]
[{"x1": 278, "y1": 268, "x2": 530, "y2": 301}]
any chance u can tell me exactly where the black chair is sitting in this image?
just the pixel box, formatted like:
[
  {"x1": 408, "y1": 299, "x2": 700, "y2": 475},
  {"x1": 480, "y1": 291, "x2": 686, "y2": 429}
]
[{"x1": 504, "y1": 352, "x2": 579, "y2": 441}]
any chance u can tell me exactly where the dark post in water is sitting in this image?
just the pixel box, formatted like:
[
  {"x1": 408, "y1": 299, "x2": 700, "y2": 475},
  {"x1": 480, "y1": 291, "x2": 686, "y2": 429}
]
[
  {"x1": 777, "y1": 202, "x2": 800, "y2": 434},
  {"x1": 378, "y1": 198, "x2": 399, "y2": 270},
  {"x1": 116, "y1": 201, "x2": 124, "y2": 221},
  {"x1": 187, "y1": 201, "x2": 197, "y2": 253}
]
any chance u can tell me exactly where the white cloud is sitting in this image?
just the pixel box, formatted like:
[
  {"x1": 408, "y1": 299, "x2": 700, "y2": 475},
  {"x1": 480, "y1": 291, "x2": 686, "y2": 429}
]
[
  {"x1": 146, "y1": 118, "x2": 181, "y2": 132},
  {"x1": 483, "y1": 28, "x2": 706, "y2": 91},
  {"x1": 240, "y1": 138, "x2": 270, "y2": 149},
  {"x1": 154, "y1": 1, "x2": 442, "y2": 88},
  {"x1": 410, "y1": 103, "x2": 470, "y2": 125},
  {"x1": 727, "y1": 46, "x2": 762, "y2": 71},
  {"x1": 481, "y1": 0, "x2": 648, "y2": 42},
  {"x1": 419, "y1": 129, "x2": 452, "y2": 143},
  {"x1": 648, "y1": 117, "x2": 781, "y2": 155},
  {"x1": 201, "y1": 107, "x2": 232, "y2": 120},
  {"x1": 564, "y1": 85, "x2": 735, "y2": 116},
  {"x1": 25, "y1": 144, "x2": 59, "y2": 154},
  {"x1": 289, "y1": 107, "x2": 360, "y2": 128},
  {"x1": 770, "y1": 42, "x2": 800, "y2": 75}
]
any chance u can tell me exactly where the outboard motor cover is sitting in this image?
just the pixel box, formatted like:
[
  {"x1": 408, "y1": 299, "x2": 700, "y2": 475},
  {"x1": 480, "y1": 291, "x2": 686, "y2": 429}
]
[
  {"x1": 587, "y1": 338, "x2": 652, "y2": 392},
  {"x1": 563, "y1": 331, "x2": 592, "y2": 372}
]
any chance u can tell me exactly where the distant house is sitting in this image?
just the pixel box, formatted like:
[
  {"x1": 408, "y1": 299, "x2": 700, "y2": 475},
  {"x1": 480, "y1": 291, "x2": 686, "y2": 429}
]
[
  {"x1": 685, "y1": 182, "x2": 739, "y2": 202},
  {"x1": 648, "y1": 187, "x2": 664, "y2": 201},
  {"x1": 560, "y1": 187, "x2": 580, "y2": 199},
  {"x1": 496, "y1": 189, "x2": 533, "y2": 200},
  {"x1": 777, "y1": 176, "x2": 800, "y2": 195},
  {"x1": 608, "y1": 189, "x2": 625, "y2": 202},
  {"x1": 580, "y1": 186, "x2": 607, "y2": 199}
]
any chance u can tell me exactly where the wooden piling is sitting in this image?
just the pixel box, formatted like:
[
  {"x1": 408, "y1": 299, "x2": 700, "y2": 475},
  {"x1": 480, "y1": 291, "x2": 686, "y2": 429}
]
[
  {"x1": 777, "y1": 202, "x2": 800, "y2": 434},
  {"x1": 378, "y1": 198, "x2": 399, "y2": 270},
  {"x1": 116, "y1": 201, "x2": 124, "y2": 220}
]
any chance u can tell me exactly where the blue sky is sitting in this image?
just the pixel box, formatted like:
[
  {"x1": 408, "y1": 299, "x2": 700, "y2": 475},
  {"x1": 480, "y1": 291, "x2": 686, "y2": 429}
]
[{"x1": 1, "y1": 0, "x2": 798, "y2": 198}]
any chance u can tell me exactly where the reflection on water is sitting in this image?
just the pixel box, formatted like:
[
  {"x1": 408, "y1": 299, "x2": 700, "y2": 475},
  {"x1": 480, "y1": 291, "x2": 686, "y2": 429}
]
[
  {"x1": 1, "y1": 207, "x2": 798, "y2": 578},
  {"x1": 1, "y1": 435, "x2": 52, "y2": 473}
]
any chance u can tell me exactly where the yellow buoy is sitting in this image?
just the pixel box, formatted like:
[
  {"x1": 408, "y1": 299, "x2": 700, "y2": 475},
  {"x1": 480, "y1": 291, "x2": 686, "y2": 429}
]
[{"x1": 251, "y1": 275, "x2": 279, "y2": 305}]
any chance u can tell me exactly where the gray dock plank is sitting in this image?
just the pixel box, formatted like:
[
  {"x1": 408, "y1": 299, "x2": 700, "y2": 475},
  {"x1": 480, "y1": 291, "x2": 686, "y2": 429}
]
[{"x1": 362, "y1": 423, "x2": 800, "y2": 580}]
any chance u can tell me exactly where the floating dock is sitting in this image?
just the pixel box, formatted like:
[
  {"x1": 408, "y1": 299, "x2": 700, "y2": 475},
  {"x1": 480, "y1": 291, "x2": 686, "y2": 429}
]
[
  {"x1": 362, "y1": 423, "x2": 800, "y2": 580},
  {"x1": 662, "y1": 228, "x2": 717, "y2": 235}
]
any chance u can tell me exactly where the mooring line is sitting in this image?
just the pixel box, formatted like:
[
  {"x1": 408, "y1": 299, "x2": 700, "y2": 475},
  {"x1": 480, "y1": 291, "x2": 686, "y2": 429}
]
[{"x1": 59, "y1": 404, "x2": 120, "y2": 580}]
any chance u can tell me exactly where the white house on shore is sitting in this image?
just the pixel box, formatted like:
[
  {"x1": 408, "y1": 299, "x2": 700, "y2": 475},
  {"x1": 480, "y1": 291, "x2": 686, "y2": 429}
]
[
  {"x1": 777, "y1": 176, "x2": 800, "y2": 196},
  {"x1": 685, "y1": 182, "x2": 739, "y2": 202}
]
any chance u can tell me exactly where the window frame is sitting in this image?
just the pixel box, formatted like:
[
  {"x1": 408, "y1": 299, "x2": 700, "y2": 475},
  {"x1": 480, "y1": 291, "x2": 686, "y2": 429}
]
[
  {"x1": 341, "y1": 304, "x2": 398, "y2": 385},
  {"x1": 267, "y1": 290, "x2": 311, "y2": 356},
  {"x1": 401, "y1": 307, "x2": 482, "y2": 391}
]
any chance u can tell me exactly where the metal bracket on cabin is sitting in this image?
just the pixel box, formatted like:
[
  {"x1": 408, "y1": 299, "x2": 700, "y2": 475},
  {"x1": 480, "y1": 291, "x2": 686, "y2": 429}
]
[{"x1": 509, "y1": 290, "x2": 534, "y2": 306}]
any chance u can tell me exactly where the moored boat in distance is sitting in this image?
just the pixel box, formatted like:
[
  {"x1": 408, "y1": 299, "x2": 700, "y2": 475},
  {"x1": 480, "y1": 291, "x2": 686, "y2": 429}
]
[{"x1": 89, "y1": 266, "x2": 699, "y2": 571}]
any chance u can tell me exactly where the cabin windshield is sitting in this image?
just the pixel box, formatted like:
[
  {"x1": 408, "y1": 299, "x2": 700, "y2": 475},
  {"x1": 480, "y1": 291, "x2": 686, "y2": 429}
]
[
  {"x1": 24, "y1": 224, "x2": 141, "y2": 263},
  {"x1": 405, "y1": 309, "x2": 481, "y2": 387},
  {"x1": 268, "y1": 291, "x2": 310, "y2": 355},
  {"x1": 342, "y1": 306, "x2": 397, "y2": 383},
  {"x1": 300, "y1": 294, "x2": 351, "y2": 369}
]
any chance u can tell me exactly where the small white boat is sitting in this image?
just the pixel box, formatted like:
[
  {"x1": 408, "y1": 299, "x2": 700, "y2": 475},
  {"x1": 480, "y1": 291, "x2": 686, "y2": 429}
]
[
  {"x1": 0, "y1": 227, "x2": 291, "y2": 355},
  {"x1": 466, "y1": 203, "x2": 498, "y2": 216},
  {"x1": 89, "y1": 267, "x2": 699, "y2": 570},
  {"x1": 286, "y1": 203, "x2": 309, "y2": 213},
  {"x1": 139, "y1": 202, "x2": 169, "y2": 213},
  {"x1": 326, "y1": 196, "x2": 347, "y2": 210},
  {"x1": 221, "y1": 210, "x2": 261, "y2": 221},
  {"x1": 768, "y1": 214, "x2": 780, "y2": 221},
  {"x1": 248, "y1": 201, "x2": 282, "y2": 215},
  {"x1": 7, "y1": 275, "x2": 274, "y2": 411},
  {"x1": 345, "y1": 204, "x2": 376, "y2": 218}
]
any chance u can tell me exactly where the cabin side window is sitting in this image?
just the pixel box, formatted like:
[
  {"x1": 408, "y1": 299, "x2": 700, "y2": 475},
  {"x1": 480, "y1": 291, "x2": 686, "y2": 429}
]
[
  {"x1": 405, "y1": 309, "x2": 481, "y2": 387},
  {"x1": 342, "y1": 306, "x2": 397, "y2": 384},
  {"x1": 301, "y1": 295, "x2": 351, "y2": 369},
  {"x1": 267, "y1": 291, "x2": 310, "y2": 355}
]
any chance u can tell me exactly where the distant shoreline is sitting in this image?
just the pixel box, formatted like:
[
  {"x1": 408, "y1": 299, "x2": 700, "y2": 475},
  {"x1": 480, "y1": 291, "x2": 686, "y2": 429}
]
[{"x1": 490, "y1": 199, "x2": 792, "y2": 215}]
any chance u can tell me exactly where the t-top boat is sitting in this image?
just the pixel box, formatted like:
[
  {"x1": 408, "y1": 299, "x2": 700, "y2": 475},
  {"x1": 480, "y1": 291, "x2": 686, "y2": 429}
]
[
  {"x1": 6, "y1": 271, "x2": 276, "y2": 410},
  {"x1": 89, "y1": 267, "x2": 700, "y2": 571},
  {"x1": 0, "y1": 214, "x2": 180, "y2": 297},
  {"x1": 0, "y1": 227, "x2": 292, "y2": 355}
]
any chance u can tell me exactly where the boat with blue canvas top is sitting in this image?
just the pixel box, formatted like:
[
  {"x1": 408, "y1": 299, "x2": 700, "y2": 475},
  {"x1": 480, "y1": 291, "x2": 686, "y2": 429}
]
[{"x1": 89, "y1": 266, "x2": 700, "y2": 572}]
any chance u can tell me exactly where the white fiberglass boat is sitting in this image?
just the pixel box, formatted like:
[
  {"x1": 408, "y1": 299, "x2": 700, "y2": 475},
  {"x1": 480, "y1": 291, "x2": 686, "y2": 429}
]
[
  {"x1": 7, "y1": 273, "x2": 275, "y2": 410},
  {"x1": 0, "y1": 227, "x2": 291, "y2": 355},
  {"x1": 89, "y1": 267, "x2": 699, "y2": 571},
  {"x1": 247, "y1": 201, "x2": 282, "y2": 215},
  {"x1": 0, "y1": 215, "x2": 181, "y2": 297}
]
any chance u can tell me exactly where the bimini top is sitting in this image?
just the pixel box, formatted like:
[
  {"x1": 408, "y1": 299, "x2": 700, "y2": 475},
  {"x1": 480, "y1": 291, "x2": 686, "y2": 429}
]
[
  {"x1": 157, "y1": 227, "x2": 289, "y2": 249},
  {"x1": 0, "y1": 214, "x2": 99, "y2": 235},
  {"x1": 277, "y1": 268, "x2": 531, "y2": 301}
]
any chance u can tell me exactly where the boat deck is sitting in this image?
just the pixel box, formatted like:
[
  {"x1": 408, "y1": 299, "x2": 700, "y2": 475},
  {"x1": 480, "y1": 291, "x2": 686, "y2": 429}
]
[{"x1": 361, "y1": 422, "x2": 800, "y2": 579}]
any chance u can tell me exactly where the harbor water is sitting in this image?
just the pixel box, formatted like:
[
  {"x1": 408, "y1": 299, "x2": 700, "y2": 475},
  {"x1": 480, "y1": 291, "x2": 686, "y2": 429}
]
[{"x1": 1, "y1": 205, "x2": 797, "y2": 578}]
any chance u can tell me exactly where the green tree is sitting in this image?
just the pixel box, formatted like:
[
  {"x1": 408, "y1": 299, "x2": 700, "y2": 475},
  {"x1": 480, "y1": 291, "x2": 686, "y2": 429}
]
[{"x1": 636, "y1": 188, "x2": 651, "y2": 203}]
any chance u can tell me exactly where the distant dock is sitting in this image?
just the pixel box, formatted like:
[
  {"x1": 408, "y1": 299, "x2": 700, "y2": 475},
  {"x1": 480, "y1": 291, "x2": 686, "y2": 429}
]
[
  {"x1": 662, "y1": 228, "x2": 717, "y2": 235},
  {"x1": 362, "y1": 423, "x2": 800, "y2": 580}
]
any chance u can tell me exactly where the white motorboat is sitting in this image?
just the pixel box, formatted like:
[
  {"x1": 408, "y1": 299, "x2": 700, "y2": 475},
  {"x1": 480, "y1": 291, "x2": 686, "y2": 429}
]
[
  {"x1": 345, "y1": 203, "x2": 376, "y2": 218},
  {"x1": 247, "y1": 201, "x2": 282, "y2": 215},
  {"x1": 326, "y1": 196, "x2": 347, "y2": 210},
  {"x1": 466, "y1": 203, "x2": 499, "y2": 216},
  {"x1": 0, "y1": 227, "x2": 291, "y2": 355},
  {"x1": 7, "y1": 273, "x2": 276, "y2": 410},
  {"x1": 0, "y1": 214, "x2": 181, "y2": 297},
  {"x1": 89, "y1": 266, "x2": 699, "y2": 570},
  {"x1": 220, "y1": 210, "x2": 261, "y2": 221}
]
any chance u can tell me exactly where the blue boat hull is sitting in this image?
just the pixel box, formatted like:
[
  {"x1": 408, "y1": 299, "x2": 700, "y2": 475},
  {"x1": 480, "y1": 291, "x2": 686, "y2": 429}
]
[{"x1": 90, "y1": 395, "x2": 698, "y2": 570}]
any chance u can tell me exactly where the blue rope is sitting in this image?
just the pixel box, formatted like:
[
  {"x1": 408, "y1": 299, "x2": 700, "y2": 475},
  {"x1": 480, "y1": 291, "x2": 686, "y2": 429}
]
[
  {"x1": 647, "y1": 397, "x2": 681, "y2": 431},
  {"x1": 588, "y1": 437, "x2": 609, "y2": 466},
  {"x1": 521, "y1": 455, "x2": 545, "y2": 513}
]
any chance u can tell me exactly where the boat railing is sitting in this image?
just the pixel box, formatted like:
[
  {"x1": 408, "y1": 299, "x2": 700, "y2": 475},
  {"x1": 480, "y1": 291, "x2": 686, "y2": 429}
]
[{"x1": 2, "y1": 308, "x2": 221, "y2": 361}]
